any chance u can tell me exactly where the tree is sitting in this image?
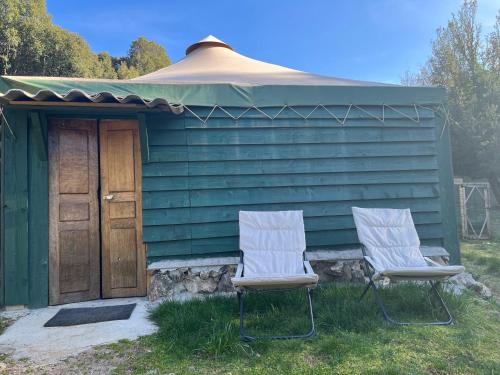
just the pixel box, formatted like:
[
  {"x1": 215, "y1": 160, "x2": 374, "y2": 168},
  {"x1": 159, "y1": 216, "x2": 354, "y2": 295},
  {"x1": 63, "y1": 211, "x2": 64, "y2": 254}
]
[
  {"x1": 41, "y1": 26, "x2": 101, "y2": 78},
  {"x1": 128, "y1": 37, "x2": 170, "y2": 76},
  {"x1": 0, "y1": 0, "x2": 19, "y2": 74},
  {"x1": 0, "y1": 0, "x2": 104, "y2": 77},
  {"x1": 116, "y1": 60, "x2": 140, "y2": 79},
  {"x1": 0, "y1": 0, "x2": 51, "y2": 75},
  {"x1": 0, "y1": 1, "x2": 171, "y2": 79},
  {"x1": 484, "y1": 13, "x2": 500, "y2": 74},
  {"x1": 409, "y1": 1, "x2": 500, "y2": 198},
  {"x1": 113, "y1": 37, "x2": 171, "y2": 79},
  {"x1": 95, "y1": 52, "x2": 118, "y2": 79}
]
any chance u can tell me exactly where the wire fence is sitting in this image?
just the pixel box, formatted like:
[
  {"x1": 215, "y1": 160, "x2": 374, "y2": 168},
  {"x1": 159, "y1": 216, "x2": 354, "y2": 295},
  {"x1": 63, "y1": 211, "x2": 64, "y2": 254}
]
[{"x1": 455, "y1": 179, "x2": 492, "y2": 240}]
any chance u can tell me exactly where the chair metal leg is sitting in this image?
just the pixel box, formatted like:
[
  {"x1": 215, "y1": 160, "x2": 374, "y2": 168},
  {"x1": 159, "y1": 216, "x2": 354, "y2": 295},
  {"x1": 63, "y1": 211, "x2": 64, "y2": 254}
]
[
  {"x1": 359, "y1": 282, "x2": 372, "y2": 302},
  {"x1": 359, "y1": 256, "x2": 454, "y2": 326},
  {"x1": 365, "y1": 279, "x2": 454, "y2": 326},
  {"x1": 429, "y1": 281, "x2": 454, "y2": 325},
  {"x1": 238, "y1": 291, "x2": 246, "y2": 340},
  {"x1": 238, "y1": 288, "x2": 316, "y2": 341}
]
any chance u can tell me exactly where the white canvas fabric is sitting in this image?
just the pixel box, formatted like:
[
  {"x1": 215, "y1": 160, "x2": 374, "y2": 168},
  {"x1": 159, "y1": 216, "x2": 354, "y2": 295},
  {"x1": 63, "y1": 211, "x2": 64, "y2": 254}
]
[
  {"x1": 239, "y1": 210, "x2": 306, "y2": 278},
  {"x1": 352, "y1": 207, "x2": 464, "y2": 279},
  {"x1": 352, "y1": 207, "x2": 429, "y2": 270}
]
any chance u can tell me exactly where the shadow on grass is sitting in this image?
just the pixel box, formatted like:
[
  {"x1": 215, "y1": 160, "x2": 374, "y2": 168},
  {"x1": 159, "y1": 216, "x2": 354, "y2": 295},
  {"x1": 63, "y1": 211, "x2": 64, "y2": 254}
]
[{"x1": 148, "y1": 283, "x2": 466, "y2": 360}]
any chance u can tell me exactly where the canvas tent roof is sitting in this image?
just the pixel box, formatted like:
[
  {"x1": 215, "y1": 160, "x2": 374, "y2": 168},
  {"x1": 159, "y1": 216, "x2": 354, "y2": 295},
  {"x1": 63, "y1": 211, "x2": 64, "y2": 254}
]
[
  {"x1": 0, "y1": 35, "x2": 445, "y2": 109},
  {"x1": 133, "y1": 35, "x2": 390, "y2": 86}
]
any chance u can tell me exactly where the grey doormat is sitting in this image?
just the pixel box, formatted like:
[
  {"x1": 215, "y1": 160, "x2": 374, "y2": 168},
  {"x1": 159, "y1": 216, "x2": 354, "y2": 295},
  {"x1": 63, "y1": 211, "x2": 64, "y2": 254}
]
[{"x1": 44, "y1": 303, "x2": 136, "y2": 327}]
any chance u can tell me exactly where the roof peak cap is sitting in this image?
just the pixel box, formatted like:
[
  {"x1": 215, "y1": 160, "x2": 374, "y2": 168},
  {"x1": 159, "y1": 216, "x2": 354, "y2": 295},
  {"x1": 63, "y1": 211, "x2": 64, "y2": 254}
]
[{"x1": 185, "y1": 35, "x2": 234, "y2": 55}]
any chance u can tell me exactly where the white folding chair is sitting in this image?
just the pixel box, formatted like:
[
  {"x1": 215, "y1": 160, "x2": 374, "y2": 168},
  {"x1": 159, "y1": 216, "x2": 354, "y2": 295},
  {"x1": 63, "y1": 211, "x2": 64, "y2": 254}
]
[
  {"x1": 231, "y1": 210, "x2": 318, "y2": 340},
  {"x1": 352, "y1": 207, "x2": 464, "y2": 325}
]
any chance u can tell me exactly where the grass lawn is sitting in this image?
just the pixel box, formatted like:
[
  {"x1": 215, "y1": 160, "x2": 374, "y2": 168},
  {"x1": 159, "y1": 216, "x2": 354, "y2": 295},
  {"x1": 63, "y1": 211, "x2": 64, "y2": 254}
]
[
  {"x1": 105, "y1": 211, "x2": 500, "y2": 375},
  {"x1": 462, "y1": 242, "x2": 500, "y2": 302},
  {"x1": 461, "y1": 209, "x2": 500, "y2": 302},
  {"x1": 3, "y1": 281, "x2": 497, "y2": 374},
  {"x1": 111, "y1": 284, "x2": 499, "y2": 375},
  {"x1": 3, "y1": 214, "x2": 499, "y2": 374}
]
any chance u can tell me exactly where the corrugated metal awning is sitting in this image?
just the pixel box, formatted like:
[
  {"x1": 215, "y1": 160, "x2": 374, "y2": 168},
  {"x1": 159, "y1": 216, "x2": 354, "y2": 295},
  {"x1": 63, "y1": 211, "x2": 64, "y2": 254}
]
[{"x1": 0, "y1": 87, "x2": 183, "y2": 113}]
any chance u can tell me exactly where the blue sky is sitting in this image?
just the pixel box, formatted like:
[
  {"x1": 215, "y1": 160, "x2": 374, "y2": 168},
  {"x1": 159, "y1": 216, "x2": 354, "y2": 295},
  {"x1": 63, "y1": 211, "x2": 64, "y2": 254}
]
[{"x1": 46, "y1": 0, "x2": 498, "y2": 84}]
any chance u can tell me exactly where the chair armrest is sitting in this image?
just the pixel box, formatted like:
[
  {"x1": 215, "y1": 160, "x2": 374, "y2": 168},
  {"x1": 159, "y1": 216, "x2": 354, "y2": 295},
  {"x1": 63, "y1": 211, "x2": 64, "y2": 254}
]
[
  {"x1": 362, "y1": 256, "x2": 387, "y2": 281},
  {"x1": 303, "y1": 260, "x2": 315, "y2": 275},
  {"x1": 234, "y1": 262, "x2": 244, "y2": 278},
  {"x1": 363, "y1": 256, "x2": 375, "y2": 267},
  {"x1": 363, "y1": 256, "x2": 385, "y2": 272},
  {"x1": 424, "y1": 257, "x2": 442, "y2": 267}
]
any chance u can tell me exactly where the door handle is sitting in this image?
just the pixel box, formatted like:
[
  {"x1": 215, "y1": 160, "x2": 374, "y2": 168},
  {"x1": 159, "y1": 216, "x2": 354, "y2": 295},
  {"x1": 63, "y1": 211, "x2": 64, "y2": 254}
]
[{"x1": 103, "y1": 194, "x2": 114, "y2": 201}]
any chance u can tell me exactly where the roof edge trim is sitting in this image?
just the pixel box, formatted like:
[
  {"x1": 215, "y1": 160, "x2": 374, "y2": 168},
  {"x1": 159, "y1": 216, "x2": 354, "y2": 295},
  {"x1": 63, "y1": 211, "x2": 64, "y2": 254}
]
[{"x1": 0, "y1": 88, "x2": 184, "y2": 113}]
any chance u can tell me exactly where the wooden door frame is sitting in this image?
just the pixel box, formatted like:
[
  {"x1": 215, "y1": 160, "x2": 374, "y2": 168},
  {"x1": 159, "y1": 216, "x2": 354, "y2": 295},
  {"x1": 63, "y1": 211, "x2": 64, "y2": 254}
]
[{"x1": 48, "y1": 116, "x2": 146, "y2": 304}]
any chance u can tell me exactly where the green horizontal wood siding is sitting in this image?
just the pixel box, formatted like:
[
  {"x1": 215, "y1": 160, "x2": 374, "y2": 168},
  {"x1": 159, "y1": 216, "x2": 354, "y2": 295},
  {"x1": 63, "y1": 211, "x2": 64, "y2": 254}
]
[
  {"x1": 149, "y1": 126, "x2": 437, "y2": 146},
  {"x1": 142, "y1": 155, "x2": 438, "y2": 176},
  {"x1": 141, "y1": 106, "x2": 454, "y2": 261},
  {"x1": 143, "y1": 170, "x2": 439, "y2": 191},
  {"x1": 150, "y1": 142, "x2": 436, "y2": 161},
  {"x1": 143, "y1": 197, "x2": 442, "y2": 226},
  {"x1": 144, "y1": 212, "x2": 443, "y2": 243}
]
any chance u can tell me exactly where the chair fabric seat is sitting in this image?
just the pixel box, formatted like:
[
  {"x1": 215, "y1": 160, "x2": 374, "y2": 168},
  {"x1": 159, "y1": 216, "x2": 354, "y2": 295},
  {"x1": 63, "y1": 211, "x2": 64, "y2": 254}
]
[
  {"x1": 378, "y1": 265, "x2": 465, "y2": 280},
  {"x1": 231, "y1": 273, "x2": 319, "y2": 289}
]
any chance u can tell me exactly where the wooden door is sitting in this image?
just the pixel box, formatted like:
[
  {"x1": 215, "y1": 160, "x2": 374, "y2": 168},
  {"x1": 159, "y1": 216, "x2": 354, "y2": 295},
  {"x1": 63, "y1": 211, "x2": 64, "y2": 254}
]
[
  {"x1": 100, "y1": 120, "x2": 146, "y2": 298},
  {"x1": 48, "y1": 119, "x2": 100, "y2": 305}
]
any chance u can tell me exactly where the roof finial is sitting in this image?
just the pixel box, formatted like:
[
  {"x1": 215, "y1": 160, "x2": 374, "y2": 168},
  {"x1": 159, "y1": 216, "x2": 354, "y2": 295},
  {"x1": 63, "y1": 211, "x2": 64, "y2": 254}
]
[{"x1": 185, "y1": 35, "x2": 234, "y2": 55}]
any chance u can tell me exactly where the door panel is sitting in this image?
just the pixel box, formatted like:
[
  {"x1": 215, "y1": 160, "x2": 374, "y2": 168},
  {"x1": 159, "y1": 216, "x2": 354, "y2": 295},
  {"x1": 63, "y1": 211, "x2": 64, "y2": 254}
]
[
  {"x1": 58, "y1": 129, "x2": 90, "y2": 193},
  {"x1": 107, "y1": 130, "x2": 135, "y2": 192},
  {"x1": 110, "y1": 228, "x2": 137, "y2": 289},
  {"x1": 59, "y1": 230, "x2": 90, "y2": 293},
  {"x1": 48, "y1": 119, "x2": 100, "y2": 305},
  {"x1": 100, "y1": 120, "x2": 146, "y2": 298}
]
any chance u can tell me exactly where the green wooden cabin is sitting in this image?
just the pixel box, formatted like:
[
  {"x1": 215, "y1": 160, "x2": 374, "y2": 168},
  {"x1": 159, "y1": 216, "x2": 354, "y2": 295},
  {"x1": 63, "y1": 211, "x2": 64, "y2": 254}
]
[{"x1": 0, "y1": 36, "x2": 459, "y2": 308}]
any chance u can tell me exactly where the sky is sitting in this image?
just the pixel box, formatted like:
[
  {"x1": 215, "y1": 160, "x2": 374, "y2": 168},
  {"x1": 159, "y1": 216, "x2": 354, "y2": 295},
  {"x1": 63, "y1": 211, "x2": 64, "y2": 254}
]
[{"x1": 46, "y1": 0, "x2": 498, "y2": 84}]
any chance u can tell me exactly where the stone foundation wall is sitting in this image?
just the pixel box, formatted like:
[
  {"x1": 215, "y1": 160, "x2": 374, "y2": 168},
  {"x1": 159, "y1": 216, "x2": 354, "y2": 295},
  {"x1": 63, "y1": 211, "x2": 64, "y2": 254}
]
[
  {"x1": 148, "y1": 260, "x2": 368, "y2": 301},
  {"x1": 148, "y1": 265, "x2": 237, "y2": 301},
  {"x1": 311, "y1": 260, "x2": 369, "y2": 283},
  {"x1": 148, "y1": 254, "x2": 450, "y2": 301}
]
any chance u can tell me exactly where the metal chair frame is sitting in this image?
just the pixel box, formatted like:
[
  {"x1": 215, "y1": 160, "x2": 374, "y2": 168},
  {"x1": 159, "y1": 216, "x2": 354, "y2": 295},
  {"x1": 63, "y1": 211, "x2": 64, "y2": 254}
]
[
  {"x1": 359, "y1": 245, "x2": 454, "y2": 326},
  {"x1": 235, "y1": 252, "x2": 317, "y2": 341}
]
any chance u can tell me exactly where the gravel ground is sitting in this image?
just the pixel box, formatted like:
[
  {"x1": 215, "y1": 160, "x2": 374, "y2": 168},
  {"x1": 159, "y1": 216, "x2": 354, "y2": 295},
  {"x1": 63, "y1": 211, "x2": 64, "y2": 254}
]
[
  {"x1": 0, "y1": 341, "x2": 146, "y2": 375},
  {"x1": 0, "y1": 312, "x2": 150, "y2": 375}
]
